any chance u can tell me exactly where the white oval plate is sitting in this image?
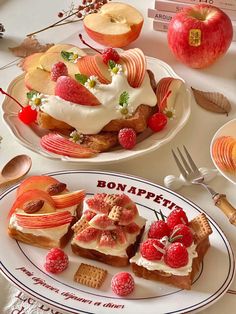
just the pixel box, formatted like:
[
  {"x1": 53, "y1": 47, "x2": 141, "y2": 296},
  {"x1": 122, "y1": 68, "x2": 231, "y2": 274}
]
[
  {"x1": 210, "y1": 118, "x2": 236, "y2": 184},
  {"x1": 2, "y1": 56, "x2": 192, "y2": 164},
  {"x1": 0, "y1": 170, "x2": 234, "y2": 314}
]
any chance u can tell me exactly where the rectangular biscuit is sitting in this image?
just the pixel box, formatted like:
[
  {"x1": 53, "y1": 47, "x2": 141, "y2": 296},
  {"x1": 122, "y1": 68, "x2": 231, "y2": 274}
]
[
  {"x1": 74, "y1": 263, "x2": 107, "y2": 289},
  {"x1": 72, "y1": 217, "x2": 89, "y2": 234},
  {"x1": 108, "y1": 205, "x2": 122, "y2": 222},
  {"x1": 189, "y1": 213, "x2": 212, "y2": 245}
]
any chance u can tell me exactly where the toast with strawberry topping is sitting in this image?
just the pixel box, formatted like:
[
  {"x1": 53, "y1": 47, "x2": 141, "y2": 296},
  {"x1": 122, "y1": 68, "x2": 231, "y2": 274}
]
[{"x1": 71, "y1": 193, "x2": 146, "y2": 267}]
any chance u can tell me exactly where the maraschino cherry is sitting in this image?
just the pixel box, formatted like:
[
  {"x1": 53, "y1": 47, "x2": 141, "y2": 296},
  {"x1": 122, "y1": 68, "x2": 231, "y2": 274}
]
[
  {"x1": 0, "y1": 88, "x2": 37, "y2": 125},
  {"x1": 79, "y1": 33, "x2": 120, "y2": 64}
]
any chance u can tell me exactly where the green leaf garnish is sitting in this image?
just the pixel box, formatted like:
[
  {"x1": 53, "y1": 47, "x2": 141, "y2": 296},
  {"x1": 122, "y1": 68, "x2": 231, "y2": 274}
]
[
  {"x1": 119, "y1": 91, "x2": 129, "y2": 106},
  {"x1": 26, "y1": 90, "x2": 38, "y2": 100},
  {"x1": 108, "y1": 60, "x2": 116, "y2": 69},
  {"x1": 75, "y1": 73, "x2": 88, "y2": 85},
  {"x1": 61, "y1": 50, "x2": 74, "y2": 61}
]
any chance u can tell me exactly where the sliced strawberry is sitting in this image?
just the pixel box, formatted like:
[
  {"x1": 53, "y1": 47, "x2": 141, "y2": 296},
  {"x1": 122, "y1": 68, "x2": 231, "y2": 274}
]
[
  {"x1": 15, "y1": 210, "x2": 72, "y2": 229},
  {"x1": 52, "y1": 189, "x2": 85, "y2": 209},
  {"x1": 40, "y1": 133, "x2": 97, "y2": 158},
  {"x1": 76, "y1": 227, "x2": 101, "y2": 242},
  {"x1": 89, "y1": 213, "x2": 116, "y2": 230},
  {"x1": 55, "y1": 76, "x2": 100, "y2": 106},
  {"x1": 8, "y1": 189, "x2": 56, "y2": 219},
  {"x1": 124, "y1": 222, "x2": 141, "y2": 234}
]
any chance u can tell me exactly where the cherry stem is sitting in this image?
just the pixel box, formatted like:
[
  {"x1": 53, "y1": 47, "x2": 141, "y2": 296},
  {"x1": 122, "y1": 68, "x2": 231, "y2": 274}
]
[
  {"x1": 159, "y1": 90, "x2": 172, "y2": 110},
  {"x1": 79, "y1": 34, "x2": 101, "y2": 54},
  {"x1": 0, "y1": 87, "x2": 23, "y2": 108}
]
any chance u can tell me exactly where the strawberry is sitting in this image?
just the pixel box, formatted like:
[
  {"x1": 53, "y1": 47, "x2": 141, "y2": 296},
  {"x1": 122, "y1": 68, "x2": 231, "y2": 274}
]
[
  {"x1": 51, "y1": 62, "x2": 68, "y2": 81},
  {"x1": 148, "y1": 220, "x2": 170, "y2": 239},
  {"x1": 55, "y1": 76, "x2": 100, "y2": 106},
  {"x1": 76, "y1": 227, "x2": 101, "y2": 242},
  {"x1": 40, "y1": 133, "x2": 97, "y2": 158},
  {"x1": 140, "y1": 238, "x2": 165, "y2": 261},
  {"x1": 44, "y1": 248, "x2": 69, "y2": 273},
  {"x1": 118, "y1": 128, "x2": 137, "y2": 149},
  {"x1": 111, "y1": 272, "x2": 135, "y2": 296},
  {"x1": 164, "y1": 242, "x2": 189, "y2": 268},
  {"x1": 166, "y1": 209, "x2": 189, "y2": 229},
  {"x1": 102, "y1": 48, "x2": 120, "y2": 64},
  {"x1": 170, "y1": 224, "x2": 193, "y2": 247}
]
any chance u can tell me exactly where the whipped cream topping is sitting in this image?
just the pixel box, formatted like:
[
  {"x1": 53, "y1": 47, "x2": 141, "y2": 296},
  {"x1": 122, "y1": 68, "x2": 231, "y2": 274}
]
[
  {"x1": 130, "y1": 234, "x2": 198, "y2": 276},
  {"x1": 72, "y1": 215, "x2": 146, "y2": 257},
  {"x1": 40, "y1": 72, "x2": 157, "y2": 134},
  {"x1": 9, "y1": 205, "x2": 78, "y2": 241}
]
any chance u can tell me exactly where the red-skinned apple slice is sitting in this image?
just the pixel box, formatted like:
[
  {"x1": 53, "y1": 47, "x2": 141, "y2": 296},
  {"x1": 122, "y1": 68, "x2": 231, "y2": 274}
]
[
  {"x1": 15, "y1": 210, "x2": 73, "y2": 229},
  {"x1": 17, "y1": 175, "x2": 61, "y2": 197},
  {"x1": 88, "y1": 213, "x2": 116, "y2": 230},
  {"x1": 77, "y1": 55, "x2": 96, "y2": 78},
  {"x1": 40, "y1": 133, "x2": 97, "y2": 158},
  {"x1": 8, "y1": 189, "x2": 56, "y2": 219},
  {"x1": 55, "y1": 76, "x2": 100, "y2": 106},
  {"x1": 93, "y1": 54, "x2": 111, "y2": 83},
  {"x1": 51, "y1": 189, "x2": 85, "y2": 209}
]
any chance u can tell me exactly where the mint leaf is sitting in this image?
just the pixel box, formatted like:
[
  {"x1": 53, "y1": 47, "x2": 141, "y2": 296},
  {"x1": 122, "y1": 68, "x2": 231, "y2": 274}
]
[
  {"x1": 75, "y1": 73, "x2": 88, "y2": 85},
  {"x1": 61, "y1": 50, "x2": 74, "y2": 61},
  {"x1": 108, "y1": 60, "x2": 116, "y2": 69},
  {"x1": 26, "y1": 90, "x2": 38, "y2": 100},
  {"x1": 119, "y1": 91, "x2": 129, "y2": 106}
]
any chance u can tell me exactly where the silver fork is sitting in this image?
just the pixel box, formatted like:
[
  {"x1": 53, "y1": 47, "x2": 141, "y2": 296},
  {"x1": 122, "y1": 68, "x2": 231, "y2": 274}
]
[{"x1": 172, "y1": 146, "x2": 236, "y2": 226}]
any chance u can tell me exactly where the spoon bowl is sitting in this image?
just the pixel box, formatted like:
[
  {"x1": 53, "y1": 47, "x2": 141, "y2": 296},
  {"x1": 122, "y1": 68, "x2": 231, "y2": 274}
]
[{"x1": 0, "y1": 155, "x2": 32, "y2": 187}]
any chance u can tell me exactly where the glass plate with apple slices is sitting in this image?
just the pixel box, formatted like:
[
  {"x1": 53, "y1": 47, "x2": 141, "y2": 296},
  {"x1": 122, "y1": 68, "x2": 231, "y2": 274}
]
[{"x1": 2, "y1": 47, "x2": 192, "y2": 164}]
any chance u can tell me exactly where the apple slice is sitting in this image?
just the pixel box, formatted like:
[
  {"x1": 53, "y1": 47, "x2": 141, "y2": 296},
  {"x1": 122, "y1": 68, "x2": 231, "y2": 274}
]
[
  {"x1": 93, "y1": 54, "x2": 111, "y2": 83},
  {"x1": 212, "y1": 136, "x2": 236, "y2": 173},
  {"x1": 25, "y1": 68, "x2": 56, "y2": 95},
  {"x1": 15, "y1": 210, "x2": 73, "y2": 229},
  {"x1": 52, "y1": 189, "x2": 85, "y2": 209},
  {"x1": 21, "y1": 52, "x2": 44, "y2": 72},
  {"x1": 156, "y1": 77, "x2": 184, "y2": 112},
  {"x1": 16, "y1": 175, "x2": 62, "y2": 197},
  {"x1": 47, "y1": 44, "x2": 79, "y2": 53},
  {"x1": 8, "y1": 189, "x2": 56, "y2": 219},
  {"x1": 41, "y1": 133, "x2": 97, "y2": 158},
  {"x1": 77, "y1": 55, "x2": 96, "y2": 77},
  {"x1": 55, "y1": 76, "x2": 100, "y2": 106},
  {"x1": 83, "y1": 2, "x2": 144, "y2": 47}
]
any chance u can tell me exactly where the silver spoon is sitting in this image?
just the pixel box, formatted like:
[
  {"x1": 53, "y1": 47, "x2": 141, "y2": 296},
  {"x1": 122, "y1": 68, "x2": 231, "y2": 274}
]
[{"x1": 0, "y1": 155, "x2": 32, "y2": 187}]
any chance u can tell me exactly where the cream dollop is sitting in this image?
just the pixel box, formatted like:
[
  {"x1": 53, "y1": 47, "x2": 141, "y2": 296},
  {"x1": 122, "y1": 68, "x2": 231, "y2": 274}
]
[{"x1": 40, "y1": 72, "x2": 157, "y2": 134}]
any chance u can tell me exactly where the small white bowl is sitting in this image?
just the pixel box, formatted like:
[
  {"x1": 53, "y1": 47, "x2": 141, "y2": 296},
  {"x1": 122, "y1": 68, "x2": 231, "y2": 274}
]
[{"x1": 210, "y1": 118, "x2": 236, "y2": 184}]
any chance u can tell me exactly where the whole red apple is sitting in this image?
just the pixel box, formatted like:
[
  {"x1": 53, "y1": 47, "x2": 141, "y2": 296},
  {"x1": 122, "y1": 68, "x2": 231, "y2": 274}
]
[{"x1": 167, "y1": 4, "x2": 233, "y2": 68}]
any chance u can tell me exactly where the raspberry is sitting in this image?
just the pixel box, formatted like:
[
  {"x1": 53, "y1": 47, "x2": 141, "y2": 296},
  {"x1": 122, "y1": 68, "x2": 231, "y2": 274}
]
[
  {"x1": 118, "y1": 128, "x2": 136, "y2": 149},
  {"x1": 170, "y1": 224, "x2": 193, "y2": 247},
  {"x1": 44, "y1": 248, "x2": 69, "y2": 273},
  {"x1": 166, "y1": 209, "x2": 188, "y2": 229},
  {"x1": 164, "y1": 242, "x2": 189, "y2": 268},
  {"x1": 140, "y1": 238, "x2": 165, "y2": 261},
  {"x1": 102, "y1": 48, "x2": 120, "y2": 64},
  {"x1": 51, "y1": 62, "x2": 68, "y2": 81},
  {"x1": 148, "y1": 220, "x2": 170, "y2": 239},
  {"x1": 111, "y1": 272, "x2": 135, "y2": 296},
  {"x1": 148, "y1": 112, "x2": 167, "y2": 132}
]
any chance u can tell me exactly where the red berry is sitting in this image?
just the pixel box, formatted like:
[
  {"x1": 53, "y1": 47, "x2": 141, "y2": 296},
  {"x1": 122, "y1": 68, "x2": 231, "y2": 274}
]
[
  {"x1": 166, "y1": 209, "x2": 188, "y2": 229},
  {"x1": 18, "y1": 105, "x2": 37, "y2": 124},
  {"x1": 111, "y1": 272, "x2": 135, "y2": 296},
  {"x1": 148, "y1": 112, "x2": 167, "y2": 132},
  {"x1": 164, "y1": 242, "x2": 189, "y2": 268},
  {"x1": 170, "y1": 224, "x2": 193, "y2": 247},
  {"x1": 51, "y1": 62, "x2": 68, "y2": 82},
  {"x1": 118, "y1": 128, "x2": 136, "y2": 149},
  {"x1": 102, "y1": 48, "x2": 120, "y2": 64},
  {"x1": 148, "y1": 220, "x2": 170, "y2": 239},
  {"x1": 44, "y1": 248, "x2": 69, "y2": 273},
  {"x1": 140, "y1": 238, "x2": 165, "y2": 261}
]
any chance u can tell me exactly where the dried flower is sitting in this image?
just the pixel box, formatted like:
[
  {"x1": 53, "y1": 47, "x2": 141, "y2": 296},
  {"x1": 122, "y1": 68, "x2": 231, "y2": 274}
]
[
  {"x1": 70, "y1": 131, "x2": 84, "y2": 143},
  {"x1": 163, "y1": 105, "x2": 176, "y2": 120},
  {"x1": 0, "y1": 23, "x2": 5, "y2": 38}
]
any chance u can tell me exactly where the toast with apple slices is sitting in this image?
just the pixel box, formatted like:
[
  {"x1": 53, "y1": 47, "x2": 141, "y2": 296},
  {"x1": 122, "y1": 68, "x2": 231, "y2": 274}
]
[
  {"x1": 40, "y1": 133, "x2": 98, "y2": 158},
  {"x1": 71, "y1": 193, "x2": 146, "y2": 267}
]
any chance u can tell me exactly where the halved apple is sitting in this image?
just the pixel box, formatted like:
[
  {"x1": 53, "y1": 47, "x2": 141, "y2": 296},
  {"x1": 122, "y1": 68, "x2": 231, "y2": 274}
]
[
  {"x1": 83, "y1": 2, "x2": 144, "y2": 47},
  {"x1": 25, "y1": 68, "x2": 56, "y2": 95}
]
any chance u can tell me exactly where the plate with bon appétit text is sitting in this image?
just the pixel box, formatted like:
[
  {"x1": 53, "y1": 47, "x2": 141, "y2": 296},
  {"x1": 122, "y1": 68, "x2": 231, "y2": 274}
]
[
  {"x1": 0, "y1": 170, "x2": 234, "y2": 314},
  {"x1": 2, "y1": 49, "x2": 191, "y2": 165}
]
